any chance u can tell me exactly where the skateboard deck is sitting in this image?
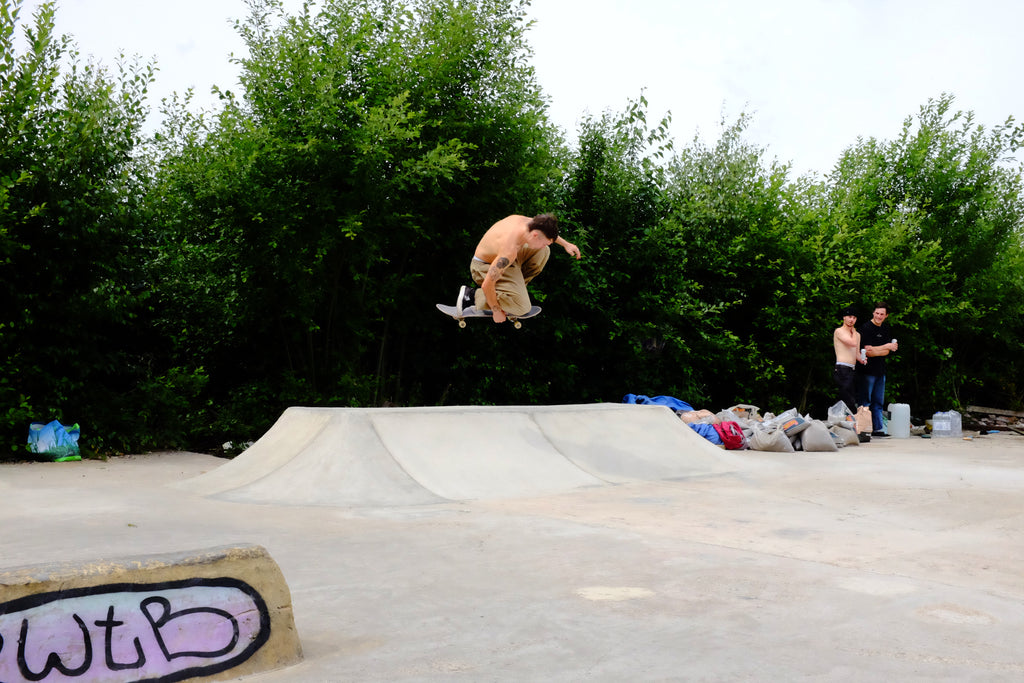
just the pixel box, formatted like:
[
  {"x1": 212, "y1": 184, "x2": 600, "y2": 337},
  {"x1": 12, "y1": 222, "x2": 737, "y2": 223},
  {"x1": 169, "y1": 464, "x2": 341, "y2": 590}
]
[{"x1": 436, "y1": 303, "x2": 541, "y2": 329}]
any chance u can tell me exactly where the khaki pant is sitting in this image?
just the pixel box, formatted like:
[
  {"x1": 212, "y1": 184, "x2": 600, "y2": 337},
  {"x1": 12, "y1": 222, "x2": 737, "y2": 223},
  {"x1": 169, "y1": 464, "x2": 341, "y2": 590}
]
[{"x1": 469, "y1": 245, "x2": 550, "y2": 316}]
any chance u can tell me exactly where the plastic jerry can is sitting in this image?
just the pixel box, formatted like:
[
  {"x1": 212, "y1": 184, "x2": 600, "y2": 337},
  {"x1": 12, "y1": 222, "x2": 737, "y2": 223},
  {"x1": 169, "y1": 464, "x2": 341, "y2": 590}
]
[
  {"x1": 888, "y1": 403, "x2": 911, "y2": 438},
  {"x1": 931, "y1": 410, "x2": 962, "y2": 438}
]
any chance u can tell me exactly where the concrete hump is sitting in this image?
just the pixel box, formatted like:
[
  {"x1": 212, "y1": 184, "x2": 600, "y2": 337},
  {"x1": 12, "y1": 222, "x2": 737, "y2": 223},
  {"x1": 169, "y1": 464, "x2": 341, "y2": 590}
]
[{"x1": 178, "y1": 404, "x2": 742, "y2": 506}]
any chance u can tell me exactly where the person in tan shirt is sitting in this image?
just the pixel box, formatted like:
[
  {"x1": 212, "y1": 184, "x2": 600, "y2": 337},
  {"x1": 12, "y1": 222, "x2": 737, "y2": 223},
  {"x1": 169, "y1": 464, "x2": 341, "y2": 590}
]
[
  {"x1": 456, "y1": 214, "x2": 581, "y2": 323},
  {"x1": 833, "y1": 305, "x2": 866, "y2": 413}
]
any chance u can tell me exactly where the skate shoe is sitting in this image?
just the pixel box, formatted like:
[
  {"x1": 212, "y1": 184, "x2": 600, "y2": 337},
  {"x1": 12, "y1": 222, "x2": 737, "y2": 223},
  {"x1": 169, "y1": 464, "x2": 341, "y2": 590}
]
[{"x1": 456, "y1": 285, "x2": 475, "y2": 316}]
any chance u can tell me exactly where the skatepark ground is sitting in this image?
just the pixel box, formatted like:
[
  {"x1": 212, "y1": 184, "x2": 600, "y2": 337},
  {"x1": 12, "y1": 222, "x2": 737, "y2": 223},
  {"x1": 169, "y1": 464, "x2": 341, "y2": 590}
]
[{"x1": 2, "y1": 404, "x2": 1024, "y2": 681}]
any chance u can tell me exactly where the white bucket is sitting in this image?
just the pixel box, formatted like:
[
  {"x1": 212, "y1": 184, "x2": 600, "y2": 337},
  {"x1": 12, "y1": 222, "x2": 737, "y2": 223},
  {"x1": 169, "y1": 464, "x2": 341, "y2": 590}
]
[{"x1": 888, "y1": 403, "x2": 911, "y2": 438}]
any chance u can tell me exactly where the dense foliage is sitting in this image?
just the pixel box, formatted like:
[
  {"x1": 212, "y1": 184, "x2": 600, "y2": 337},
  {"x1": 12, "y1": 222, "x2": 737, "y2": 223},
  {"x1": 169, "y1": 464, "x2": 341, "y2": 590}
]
[
  {"x1": 3, "y1": 0, "x2": 1022, "y2": 457},
  {"x1": 1, "y1": 0, "x2": 156, "y2": 454}
]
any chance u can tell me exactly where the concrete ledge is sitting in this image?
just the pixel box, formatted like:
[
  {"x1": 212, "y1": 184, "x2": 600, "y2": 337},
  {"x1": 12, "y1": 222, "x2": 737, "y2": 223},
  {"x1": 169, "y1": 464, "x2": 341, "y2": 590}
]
[{"x1": 0, "y1": 544, "x2": 302, "y2": 682}]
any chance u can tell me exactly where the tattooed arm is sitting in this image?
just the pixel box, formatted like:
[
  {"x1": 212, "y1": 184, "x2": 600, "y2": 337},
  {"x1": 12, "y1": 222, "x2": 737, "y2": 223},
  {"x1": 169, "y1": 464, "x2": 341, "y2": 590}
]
[{"x1": 481, "y1": 256, "x2": 512, "y2": 323}]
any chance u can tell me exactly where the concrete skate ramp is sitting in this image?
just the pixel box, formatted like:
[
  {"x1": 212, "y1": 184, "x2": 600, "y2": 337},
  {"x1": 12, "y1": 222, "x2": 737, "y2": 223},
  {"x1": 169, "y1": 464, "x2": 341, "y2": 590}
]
[{"x1": 180, "y1": 404, "x2": 746, "y2": 506}]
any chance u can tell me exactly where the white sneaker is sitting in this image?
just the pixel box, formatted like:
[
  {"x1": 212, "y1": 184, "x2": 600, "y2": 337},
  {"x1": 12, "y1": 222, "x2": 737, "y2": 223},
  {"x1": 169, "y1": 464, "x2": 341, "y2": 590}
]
[{"x1": 456, "y1": 285, "x2": 474, "y2": 316}]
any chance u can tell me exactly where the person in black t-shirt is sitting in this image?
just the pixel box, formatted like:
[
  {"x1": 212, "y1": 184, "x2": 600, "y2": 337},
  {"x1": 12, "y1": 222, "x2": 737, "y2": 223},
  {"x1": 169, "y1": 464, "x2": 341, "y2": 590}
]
[{"x1": 857, "y1": 302, "x2": 899, "y2": 436}]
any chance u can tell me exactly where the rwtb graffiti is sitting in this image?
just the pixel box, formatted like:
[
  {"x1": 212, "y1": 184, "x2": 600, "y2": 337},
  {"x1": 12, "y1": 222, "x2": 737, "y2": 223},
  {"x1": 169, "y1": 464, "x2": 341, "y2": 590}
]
[{"x1": 0, "y1": 578, "x2": 270, "y2": 683}]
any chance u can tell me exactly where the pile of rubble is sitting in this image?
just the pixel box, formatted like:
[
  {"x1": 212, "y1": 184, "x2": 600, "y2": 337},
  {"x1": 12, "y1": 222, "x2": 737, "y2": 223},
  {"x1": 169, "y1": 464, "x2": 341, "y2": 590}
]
[{"x1": 966, "y1": 406, "x2": 1024, "y2": 433}]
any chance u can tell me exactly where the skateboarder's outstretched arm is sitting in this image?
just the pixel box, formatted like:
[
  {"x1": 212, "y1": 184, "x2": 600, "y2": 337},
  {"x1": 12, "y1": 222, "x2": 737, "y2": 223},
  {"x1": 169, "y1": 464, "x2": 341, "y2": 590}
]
[{"x1": 555, "y1": 236, "x2": 581, "y2": 259}]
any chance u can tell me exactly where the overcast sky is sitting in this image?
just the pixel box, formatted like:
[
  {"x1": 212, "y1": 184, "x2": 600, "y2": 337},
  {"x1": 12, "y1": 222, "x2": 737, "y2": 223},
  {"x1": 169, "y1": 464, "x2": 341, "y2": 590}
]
[{"x1": 13, "y1": 0, "x2": 1024, "y2": 177}]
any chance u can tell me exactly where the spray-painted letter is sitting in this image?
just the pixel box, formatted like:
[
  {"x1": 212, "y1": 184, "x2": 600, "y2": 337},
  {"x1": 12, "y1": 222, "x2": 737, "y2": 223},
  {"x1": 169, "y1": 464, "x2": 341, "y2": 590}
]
[{"x1": 17, "y1": 613, "x2": 92, "y2": 681}]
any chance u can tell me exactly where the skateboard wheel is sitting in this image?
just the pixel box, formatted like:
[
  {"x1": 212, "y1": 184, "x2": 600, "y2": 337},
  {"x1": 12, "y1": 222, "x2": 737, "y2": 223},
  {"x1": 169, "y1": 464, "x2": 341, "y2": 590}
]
[
  {"x1": 513, "y1": 321, "x2": 522, "y2": 329},
  {"x1": 458, "y1": 320, "x2": 467, "y2": 328}
]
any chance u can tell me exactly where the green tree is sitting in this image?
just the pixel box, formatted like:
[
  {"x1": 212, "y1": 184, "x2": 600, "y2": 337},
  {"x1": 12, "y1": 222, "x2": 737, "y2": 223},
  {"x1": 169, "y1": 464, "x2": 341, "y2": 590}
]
[
  {"x1": 1, "y1": 0, "x2": 157, "y2": 455},
  {"x1": 148, "y1": 0, "x2": 561, "y2": 441},
  {"x1": 656, "y1": 113, "x2": 806, "y2": 409},
  {"x1": 824, "y1": 94, "x2": 1024, "y2": 411},
  {"x1": 544, "y1": 98, "x2": 680, "y2": 402}
]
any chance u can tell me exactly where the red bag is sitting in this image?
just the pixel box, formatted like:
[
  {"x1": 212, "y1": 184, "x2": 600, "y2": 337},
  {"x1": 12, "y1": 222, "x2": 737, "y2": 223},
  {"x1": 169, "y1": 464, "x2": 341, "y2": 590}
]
[{"x1": 713, "y1": 420, "x2": 747, "y2": 450}]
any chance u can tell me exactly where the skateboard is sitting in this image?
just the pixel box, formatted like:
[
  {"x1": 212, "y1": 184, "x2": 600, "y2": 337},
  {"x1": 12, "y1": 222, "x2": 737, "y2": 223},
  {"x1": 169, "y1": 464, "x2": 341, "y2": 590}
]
[{"x1": 436, "y1": 303, "x2": 541, "y2": 329}]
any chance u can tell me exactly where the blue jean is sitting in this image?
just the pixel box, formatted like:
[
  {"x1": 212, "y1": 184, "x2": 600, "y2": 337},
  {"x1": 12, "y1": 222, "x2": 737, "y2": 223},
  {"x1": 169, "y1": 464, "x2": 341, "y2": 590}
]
[{"x1": 859, "y1": 373, "x2": 886, "y2": 432}]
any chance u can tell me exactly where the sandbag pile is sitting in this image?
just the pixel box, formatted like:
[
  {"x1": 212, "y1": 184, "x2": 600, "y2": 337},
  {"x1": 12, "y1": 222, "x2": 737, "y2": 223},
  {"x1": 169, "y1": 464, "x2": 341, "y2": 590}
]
[{"x1": 678, "y1": 402, "x2": 861, "y2": 452}]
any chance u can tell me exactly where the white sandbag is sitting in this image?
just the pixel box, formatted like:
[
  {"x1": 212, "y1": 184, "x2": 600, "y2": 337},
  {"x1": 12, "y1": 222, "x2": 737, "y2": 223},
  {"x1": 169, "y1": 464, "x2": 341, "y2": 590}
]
[
  {"x1": 767, "y1": 408, "x2": 812, "y2": 437},
  {"x1": 784, "y1": 415, "x2": 812, "y2": 437},
  {"x1": 827, "y1": 400, "x2": 853, "y2": 423},
  {"x1": 827, "y1": 400, "x2": 858, "y2": 431},
  {"x1": 748, "y1": 427, "x2": 795, "y2": 452},
  {"x1": 831, "y1": 425, "x2": 860, "y2": 447},
  {"x1": 726, "y1": 404, "x2": 761, "y2": 421},
  {"x1": 801, "y1": 420, "x2": 838, "y2": 452},
  {"x1": 715, "y1": 409, "x2": 737, "y2": 424}
]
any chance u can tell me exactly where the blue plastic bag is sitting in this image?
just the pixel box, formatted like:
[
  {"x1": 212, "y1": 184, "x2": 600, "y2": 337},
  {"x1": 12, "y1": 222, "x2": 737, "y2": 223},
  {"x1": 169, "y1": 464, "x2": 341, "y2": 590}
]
[
  {"x1": 27, "y1": 420, "x2": 81, "y2": 461},
  {"x1": 622, "y1": 394, "x2": 695, "y2": 412}
]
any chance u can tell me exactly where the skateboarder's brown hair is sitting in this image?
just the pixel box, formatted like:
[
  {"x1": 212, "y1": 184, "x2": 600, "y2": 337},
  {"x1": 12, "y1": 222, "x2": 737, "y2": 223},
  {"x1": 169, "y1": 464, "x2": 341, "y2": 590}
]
[{"x1": 529, "y1": 213, "x2": 559, "y2": 240}]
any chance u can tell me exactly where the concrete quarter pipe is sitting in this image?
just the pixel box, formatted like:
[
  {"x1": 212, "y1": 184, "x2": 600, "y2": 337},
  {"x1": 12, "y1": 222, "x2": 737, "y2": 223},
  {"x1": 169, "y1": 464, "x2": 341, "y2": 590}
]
[{"x1": 178, "y1": 404, "x2": 752, "y2": 506}]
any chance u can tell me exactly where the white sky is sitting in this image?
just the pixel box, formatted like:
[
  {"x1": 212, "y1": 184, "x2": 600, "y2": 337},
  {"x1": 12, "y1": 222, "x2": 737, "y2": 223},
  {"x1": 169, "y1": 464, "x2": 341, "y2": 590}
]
[{"x1": 13, "y1": 0, "x2": 1024, "y2": 177}]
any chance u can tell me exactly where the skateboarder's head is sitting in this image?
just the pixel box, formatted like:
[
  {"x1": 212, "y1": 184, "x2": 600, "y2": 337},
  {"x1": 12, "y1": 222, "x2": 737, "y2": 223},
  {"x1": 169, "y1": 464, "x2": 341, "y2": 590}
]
[{"x1": 529, "y1": 213, "x2": 559, "y2": 241}]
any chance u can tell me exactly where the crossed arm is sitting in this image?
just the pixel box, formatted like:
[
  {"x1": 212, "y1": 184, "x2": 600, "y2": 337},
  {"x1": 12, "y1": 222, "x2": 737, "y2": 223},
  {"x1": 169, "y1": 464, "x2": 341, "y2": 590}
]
[
  {"x1": 865, "y1": 340, "x2": 898, "y2": 357},
  {"x1": 481, "y1": 256, "x2": 515, "y2": 323}
]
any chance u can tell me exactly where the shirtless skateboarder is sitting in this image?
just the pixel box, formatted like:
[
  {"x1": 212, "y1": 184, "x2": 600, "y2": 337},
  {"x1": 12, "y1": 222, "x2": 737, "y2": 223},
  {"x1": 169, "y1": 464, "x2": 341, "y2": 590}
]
[
  {"x1": 833, "y1": 305, "x2": 866, "y2": 413},
  {"x1": 455, "y1": 214, "x2": 581, "y2": 324}
]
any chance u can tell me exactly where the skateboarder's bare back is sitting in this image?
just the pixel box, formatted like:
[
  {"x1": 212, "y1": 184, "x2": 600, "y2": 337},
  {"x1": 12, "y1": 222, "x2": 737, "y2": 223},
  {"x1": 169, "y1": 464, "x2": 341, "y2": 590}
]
[
  {"x1": 473, "y1": 215, "x2": 539, "y2": 263},
  {"x1": 455, "y1": 214, "x2": 580, "y2": 323}
]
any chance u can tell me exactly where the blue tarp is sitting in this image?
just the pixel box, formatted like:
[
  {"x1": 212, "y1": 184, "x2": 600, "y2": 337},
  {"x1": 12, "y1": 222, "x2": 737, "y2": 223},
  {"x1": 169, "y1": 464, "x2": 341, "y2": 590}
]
[
  {"x1": 27, "y1": 420, "x2": 81, "y2": 461},
  {"x1": 622, "y1": 394, "x2": 695, "y2": 412},
  {"x1": 622, "y1": 394, "x2": 726, "y2": 445},
  {"x1": 687, "y1": 422, "x2": 723, "y2": 445}
]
